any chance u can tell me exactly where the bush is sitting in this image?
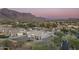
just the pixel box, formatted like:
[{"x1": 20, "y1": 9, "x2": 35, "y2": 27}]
[
  {"x1": 32, "y1": 42, "x2": 49, "y2": 50},
  {"x1": 69, "y1": 39, "x2": 79, "y2": 49}
]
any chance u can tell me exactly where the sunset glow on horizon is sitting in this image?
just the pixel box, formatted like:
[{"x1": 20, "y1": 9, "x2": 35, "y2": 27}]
[{"x1": 9, "y1": 8, "x2": 79, "y2": 18}]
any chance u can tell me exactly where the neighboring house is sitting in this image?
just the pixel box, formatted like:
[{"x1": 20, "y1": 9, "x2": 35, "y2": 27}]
[
  {"x1": 0, "y1": 25, "x2": 54, "y2": 42},
  {"x1": 26, "y1": 30, "x2": 54, "y2": 41},
  {"x1": 0, "y1": 25, "x2": 27, "y2": 38},
  {"x1": 9, "y1": 29, "x2": 54, "y2": 41},
  {"x1": 8, "y1": 28, "x2": 27, "y2": 37}
]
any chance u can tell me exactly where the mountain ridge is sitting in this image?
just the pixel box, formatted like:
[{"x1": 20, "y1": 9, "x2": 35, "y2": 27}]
[
  {"x1": 0, "y1": 8, "x2": 48, "y2": 22},
  {"x1": 0, "y1": 8, "x2": 79, "y2": 22}
]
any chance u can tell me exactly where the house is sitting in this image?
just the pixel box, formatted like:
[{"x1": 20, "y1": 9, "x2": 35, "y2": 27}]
[
  {"x1": 26, "y1": 30, "x2": 54, "y2": 41},
  {"x1": 9, "y1": 28, "x2": 27, "y2": 37}
]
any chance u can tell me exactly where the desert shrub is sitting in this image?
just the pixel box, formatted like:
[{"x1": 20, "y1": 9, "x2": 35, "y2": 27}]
[{"x1": 32, "y1": 42, "x2": 49, "y2": 50}]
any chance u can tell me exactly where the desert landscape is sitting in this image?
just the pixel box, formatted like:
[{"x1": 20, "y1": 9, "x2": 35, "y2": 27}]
[{"x1": 0, "y1": 8, "x2": 79, "y2": 50}]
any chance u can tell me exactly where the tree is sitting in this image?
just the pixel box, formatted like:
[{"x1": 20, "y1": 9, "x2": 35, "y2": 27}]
[
  {"x1": 49, "y1": 35, "x2": 63, "y2": 50},
  {"x1": 70, "y1": 39, "x2": 79, "y2": 49},
  {"x1": 52, "y1": 23, "x2": 57, "y2": 28},
  {"x1": 62, "y1": 34, "x2": 79, "y2": 49},
  {"x1": 54, "y1": 31, "x2": 65, "y2": 38},
  {"x1": 27, "y1": 23, "x2": 36, "y2": 27}
]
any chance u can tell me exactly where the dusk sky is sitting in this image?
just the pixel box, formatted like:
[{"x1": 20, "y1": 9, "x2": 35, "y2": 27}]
[{"x1": 9, "y1": 8, "x2": 79, "y2": 18}]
